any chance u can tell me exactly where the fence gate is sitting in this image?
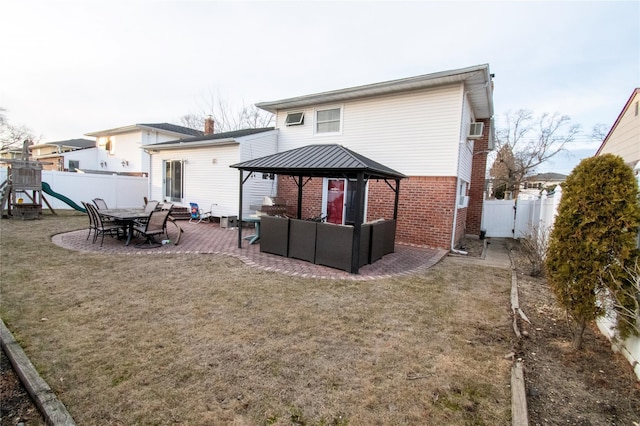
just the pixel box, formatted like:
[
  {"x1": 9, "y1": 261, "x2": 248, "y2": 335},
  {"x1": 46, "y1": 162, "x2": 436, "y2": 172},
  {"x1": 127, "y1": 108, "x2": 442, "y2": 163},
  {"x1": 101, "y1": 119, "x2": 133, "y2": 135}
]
[
  {"x1": 482, "y1": 199, "x2": 516, "y2": 237},
  {"x1": 482, "y1": 189, "x2": 562, "y2": 239}
]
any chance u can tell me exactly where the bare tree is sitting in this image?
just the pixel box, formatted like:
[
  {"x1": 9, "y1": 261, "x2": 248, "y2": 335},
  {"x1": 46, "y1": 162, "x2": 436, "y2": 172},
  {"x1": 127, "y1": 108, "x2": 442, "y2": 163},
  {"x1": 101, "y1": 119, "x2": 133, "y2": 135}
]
[
  {"x1": 591, "y1": 122, "x2": 609, "y2": 142},
  {"x1": 489, "y1": 109, "x2": 581, "y2": 198},
  {"x1": 180, "y1": 91, "x2": 274, "y2": 134},
  {"x1": 0, "y1": 107, "x2": 38, "y2": 151}
]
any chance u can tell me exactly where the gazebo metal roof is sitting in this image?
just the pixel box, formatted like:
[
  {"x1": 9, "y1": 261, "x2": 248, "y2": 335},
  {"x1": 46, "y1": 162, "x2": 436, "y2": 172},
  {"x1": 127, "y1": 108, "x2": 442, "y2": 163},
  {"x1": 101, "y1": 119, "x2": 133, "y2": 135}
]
[
  {"x1": 230, "y1": 144, "x2": 405, "y2": 274},
  {"x1": 230, "y1": 144, "x2": 406, "y2": 179}
]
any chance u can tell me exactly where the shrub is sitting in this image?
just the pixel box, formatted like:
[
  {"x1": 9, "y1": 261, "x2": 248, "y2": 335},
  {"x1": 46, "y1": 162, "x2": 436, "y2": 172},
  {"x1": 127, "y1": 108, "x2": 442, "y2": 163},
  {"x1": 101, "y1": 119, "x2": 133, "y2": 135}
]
[
  {"x1": 546, "y1": 154, "x2": 640, "y2": 349},
  {"x1": 520, "y1": 225, "x2": 549, "y2": 277},
  {"x1": 601, "y1": 257, "x2": 640, "y2": 339}
]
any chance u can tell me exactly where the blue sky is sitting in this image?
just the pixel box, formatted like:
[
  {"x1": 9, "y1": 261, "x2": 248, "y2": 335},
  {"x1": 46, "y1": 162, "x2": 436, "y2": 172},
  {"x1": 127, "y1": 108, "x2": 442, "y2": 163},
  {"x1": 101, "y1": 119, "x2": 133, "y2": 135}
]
[{"x1": 1, "y1": 0, "x2": 638, "y2": 174}]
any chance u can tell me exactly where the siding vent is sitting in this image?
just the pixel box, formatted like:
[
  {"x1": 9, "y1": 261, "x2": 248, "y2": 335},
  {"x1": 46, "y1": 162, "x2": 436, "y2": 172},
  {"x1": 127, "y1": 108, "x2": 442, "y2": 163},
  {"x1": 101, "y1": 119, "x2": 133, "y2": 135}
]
[
  {"x1": 285, "y1": 112, "x2": 304, "y2": 126},
  {"x1": 468, "y1": 122, "x2": 484, "y2": 139}
]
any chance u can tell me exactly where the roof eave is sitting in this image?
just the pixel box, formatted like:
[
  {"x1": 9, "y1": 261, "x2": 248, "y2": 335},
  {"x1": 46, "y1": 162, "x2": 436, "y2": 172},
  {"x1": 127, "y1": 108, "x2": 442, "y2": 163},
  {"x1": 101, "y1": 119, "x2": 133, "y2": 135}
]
[
  {"x1": 85, "y1": 124, "x2": 196, "y2": 138},
  {"x1": 256, "y1": 64, "x2": 493, "y2": 118},
  {"x1": 595, "y1": 87, "x2": 640, "y2": 156},
  {"x1": 144, "y1": 138, "x2": 239, "y2": 151}
]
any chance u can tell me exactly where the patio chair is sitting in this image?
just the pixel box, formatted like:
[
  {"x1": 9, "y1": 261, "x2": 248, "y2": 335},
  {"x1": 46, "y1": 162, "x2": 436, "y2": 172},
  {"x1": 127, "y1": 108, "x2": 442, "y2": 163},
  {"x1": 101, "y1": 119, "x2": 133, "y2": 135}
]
[
  {"x1": 81, "y1": 201, "x2": 96, "y2": 241},
  {"x1": 85, "y1": 203, "x2": 127, "y2": 247},
  {"x1": 144, "y1": 200, "x2": 159, "y2": 213},
  {"x1": 189, "y1": 202, "x2": 212, "y2": 223},
  {"x1": 134, "y1": 200, "x2": 160, "y2": 227},
  {"x1": 92, "y1": 198, "x2": 108, "y2": 209},
  {"x1": 133, "y1": 208, "x2": 172, "y2": 248}
]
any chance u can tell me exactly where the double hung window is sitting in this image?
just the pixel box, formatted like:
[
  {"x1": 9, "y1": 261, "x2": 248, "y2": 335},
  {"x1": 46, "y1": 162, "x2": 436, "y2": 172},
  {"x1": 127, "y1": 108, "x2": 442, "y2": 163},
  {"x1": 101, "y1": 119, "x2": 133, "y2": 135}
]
[{"x1": 315, "y1": 107, "x2": 342, "y2": 134}]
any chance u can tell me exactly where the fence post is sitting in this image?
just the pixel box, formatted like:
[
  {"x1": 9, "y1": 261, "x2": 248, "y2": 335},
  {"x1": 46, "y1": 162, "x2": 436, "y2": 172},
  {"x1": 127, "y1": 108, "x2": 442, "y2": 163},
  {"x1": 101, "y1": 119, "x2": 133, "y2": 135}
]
[
  {"x1": 552, "y1": 185, "x2": 562, "y2": 221},
  {"x1": 535, "y1": 190, "x2": 547, "y2": 239}
]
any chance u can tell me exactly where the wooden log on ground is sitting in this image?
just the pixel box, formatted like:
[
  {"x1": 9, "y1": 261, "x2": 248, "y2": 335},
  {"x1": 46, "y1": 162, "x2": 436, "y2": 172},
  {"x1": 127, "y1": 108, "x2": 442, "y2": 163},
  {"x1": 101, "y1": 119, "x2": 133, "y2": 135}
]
[
  {"x1": 0, "y1": 319, "x2": 76, "y2": 425},
  {"x1": 511, "y1": 361, "x2": 529, "y2": 426}
]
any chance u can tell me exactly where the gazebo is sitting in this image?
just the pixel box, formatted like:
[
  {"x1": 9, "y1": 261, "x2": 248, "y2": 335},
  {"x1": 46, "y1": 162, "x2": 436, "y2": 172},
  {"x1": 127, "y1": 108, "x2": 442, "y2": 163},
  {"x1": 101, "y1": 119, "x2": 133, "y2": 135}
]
[{"x1": 230, "y1": 144, "x2": 406, "y2": 274}]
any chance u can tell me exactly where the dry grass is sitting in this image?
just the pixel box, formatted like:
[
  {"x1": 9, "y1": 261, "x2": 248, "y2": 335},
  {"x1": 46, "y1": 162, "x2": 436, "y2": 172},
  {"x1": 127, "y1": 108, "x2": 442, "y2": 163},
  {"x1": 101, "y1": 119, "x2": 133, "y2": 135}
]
[{"x1": 1, "y1": 213, "x2": 513, "y2": 425}]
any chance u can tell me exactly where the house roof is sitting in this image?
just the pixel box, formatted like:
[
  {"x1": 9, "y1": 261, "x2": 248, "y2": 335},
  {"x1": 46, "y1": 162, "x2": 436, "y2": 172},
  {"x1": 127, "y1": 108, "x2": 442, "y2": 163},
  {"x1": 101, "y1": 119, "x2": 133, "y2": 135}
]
[
  {"x1": 256, "y1": 64, "x2": 494, "y2": 119},
  {"x1": 85, "y1": 123, "x2": 203, "y2": 138},
  {"x1": 144, "y1": 127, "x2": 276, "y2": 150},
  {"x1": 524, "y1": 172, "x2": 567, "y2": 181},
  {"x1": 30, "y1": 138, "x2": 96, "y2": 150},
  {"x1": 230, "y1": 144, "x2": 406, "y2": 180},
  {"x1": 596, "y1": 88, "x2": 640, "y2": 156}
]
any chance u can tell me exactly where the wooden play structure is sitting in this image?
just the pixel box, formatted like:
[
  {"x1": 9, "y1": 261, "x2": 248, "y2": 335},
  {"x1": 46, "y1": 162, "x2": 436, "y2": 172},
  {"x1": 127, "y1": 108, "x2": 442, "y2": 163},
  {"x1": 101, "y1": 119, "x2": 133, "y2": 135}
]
[{"x1": 0, "y1": 142, "x2": 55, "y2": 219}]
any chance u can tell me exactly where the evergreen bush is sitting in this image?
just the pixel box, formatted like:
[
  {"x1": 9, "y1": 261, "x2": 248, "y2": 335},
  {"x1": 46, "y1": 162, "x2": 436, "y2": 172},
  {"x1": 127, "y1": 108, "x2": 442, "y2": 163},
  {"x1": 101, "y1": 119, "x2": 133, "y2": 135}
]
[{"x1": 546, "y1": 154, "x2": 640, "y2": 349}]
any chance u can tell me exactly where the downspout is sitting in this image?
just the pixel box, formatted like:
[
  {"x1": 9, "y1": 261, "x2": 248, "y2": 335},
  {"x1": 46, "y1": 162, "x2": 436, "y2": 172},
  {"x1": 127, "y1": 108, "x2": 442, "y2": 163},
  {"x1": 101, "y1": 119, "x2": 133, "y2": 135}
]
[
  {"x1": 143, "y1": 148, "x2": 153, "y2": 201},
  {"x1": 147, "y1": 150, "x2": 152, "y2": 200}
]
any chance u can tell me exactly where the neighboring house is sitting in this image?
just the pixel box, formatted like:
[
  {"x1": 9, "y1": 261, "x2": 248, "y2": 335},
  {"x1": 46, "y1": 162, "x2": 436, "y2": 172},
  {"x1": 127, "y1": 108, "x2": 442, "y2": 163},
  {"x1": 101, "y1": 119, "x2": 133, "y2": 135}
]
[
  {"x1": 144, "y1": 127, "x2": 278, "y2": 217},
  {"x1": 519, "y1": 172, "x2": 567, "y2": 198},
  {"x1": 29, "y1": 138, "x2": 96, "y2": 171},
  {"x1": 596, "y1": 88, "x2": 640, "y2": 184},
  {"x1": 594, "y1": 87, "x2": 640, "y2": 380},
  {"x1": 255, "y1": 64, "x2": 495, "y2": 250},
  {"x1": 0, "y1": 147, "x2": 26, "y2": 161},
  {"x1": 84, "y1": 123, "x2": 204, "y2": 176}
]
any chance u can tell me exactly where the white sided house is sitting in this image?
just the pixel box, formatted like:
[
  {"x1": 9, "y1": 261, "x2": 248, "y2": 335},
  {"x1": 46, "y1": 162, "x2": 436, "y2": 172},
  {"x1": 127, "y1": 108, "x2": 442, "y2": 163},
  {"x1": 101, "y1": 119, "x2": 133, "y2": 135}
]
[
  {"x1": 143, "y1": 127, "x2": 278, "y2": 218},
  {"x1": 84, "y1": 123, "x2": 204, "y2": 175},
  {"x1": 29, "y1": 139, "x2": 97, "y2": 172},
  {"x1": 596, "y1": 87, "x2": 640, "y2": 184},
  {"x1": 256, "y1": 64, "x2": 495, "y2": 250}
]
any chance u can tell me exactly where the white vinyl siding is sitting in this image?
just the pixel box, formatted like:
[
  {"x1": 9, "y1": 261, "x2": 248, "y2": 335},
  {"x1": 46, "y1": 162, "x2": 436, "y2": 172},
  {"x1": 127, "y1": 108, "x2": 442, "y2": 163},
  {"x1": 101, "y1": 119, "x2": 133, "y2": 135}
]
[
  {"x1": 275, "y1": 84, "x2": 465, "y2": 176},
  {"x1": 148, "y1": 130, "x2": 278, "y2": 218},
  {"x1": 599, "y1": 91, "x2": 640, "y2": 164},
  {"x1": 239, "y1": 131, "x2": 279, "y2": 213},
  {"x1": 457, "y1": 94, "x2": 475, "y2": 183}
]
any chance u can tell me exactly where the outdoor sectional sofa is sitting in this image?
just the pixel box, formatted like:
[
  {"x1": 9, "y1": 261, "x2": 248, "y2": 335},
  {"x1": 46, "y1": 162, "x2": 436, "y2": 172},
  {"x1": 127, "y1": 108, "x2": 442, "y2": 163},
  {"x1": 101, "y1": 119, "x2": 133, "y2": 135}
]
[{"x1": 259, "y1": 215, "x2": 396, "y2": 272}]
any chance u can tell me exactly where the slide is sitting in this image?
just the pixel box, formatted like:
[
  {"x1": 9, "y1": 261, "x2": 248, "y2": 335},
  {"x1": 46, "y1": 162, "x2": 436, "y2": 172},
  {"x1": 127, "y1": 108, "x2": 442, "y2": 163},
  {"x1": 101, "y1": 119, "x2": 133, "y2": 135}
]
[{"x1": 41, "y1": 182, "x2": 86, "y2": 213}]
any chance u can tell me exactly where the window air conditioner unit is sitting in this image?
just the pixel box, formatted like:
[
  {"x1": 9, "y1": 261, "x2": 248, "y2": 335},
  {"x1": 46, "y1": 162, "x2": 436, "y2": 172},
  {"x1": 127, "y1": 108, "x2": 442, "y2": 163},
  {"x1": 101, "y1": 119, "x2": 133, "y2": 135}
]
[{"x1": 468, "y1": 122, "x2": 484, "y2": 139}]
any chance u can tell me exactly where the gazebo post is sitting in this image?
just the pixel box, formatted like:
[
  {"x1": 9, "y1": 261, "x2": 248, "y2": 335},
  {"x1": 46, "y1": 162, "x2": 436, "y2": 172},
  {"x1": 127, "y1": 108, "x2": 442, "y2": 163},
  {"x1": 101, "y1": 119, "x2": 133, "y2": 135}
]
[
  {"x1": 296, "y1": 174, "x2": 303, "y2": 219},
  {"x1": 350, "y1": 172, "x2": 366, "y2": 274},
  {"x1": 393, "y1": 178, "x2": 400, "y2": 220},
  {"x1": 237, "y1": 169, "x2": 244, "y2": 248}
]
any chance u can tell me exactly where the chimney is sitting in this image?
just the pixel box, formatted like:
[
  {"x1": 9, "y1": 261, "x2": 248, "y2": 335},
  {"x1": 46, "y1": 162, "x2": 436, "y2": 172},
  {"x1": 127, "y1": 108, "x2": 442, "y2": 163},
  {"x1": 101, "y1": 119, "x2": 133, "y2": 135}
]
[{"x1": 204, "y1": 116, "x2": 214, "y2": 135}]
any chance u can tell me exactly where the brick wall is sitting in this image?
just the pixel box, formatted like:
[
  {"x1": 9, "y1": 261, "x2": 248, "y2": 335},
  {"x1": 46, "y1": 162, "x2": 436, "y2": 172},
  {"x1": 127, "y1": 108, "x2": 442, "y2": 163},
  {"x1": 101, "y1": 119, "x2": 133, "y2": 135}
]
[
  {"x1": 467, "y1": 118, "x2": 491, "y2": 235},
  {"x1": 276, "y1": 175, "x2": 459, "y2": 250},
  {"x1": 277, "y1": 175, "x2": 324, "y2": 219}
]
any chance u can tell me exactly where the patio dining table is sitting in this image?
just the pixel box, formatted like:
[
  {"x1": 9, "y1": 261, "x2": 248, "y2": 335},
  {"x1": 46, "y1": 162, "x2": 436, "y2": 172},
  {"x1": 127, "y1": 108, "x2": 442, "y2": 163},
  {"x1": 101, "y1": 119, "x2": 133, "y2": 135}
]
[{"x1": 99, "y1": 208, "x2": 150, "y2": 246}]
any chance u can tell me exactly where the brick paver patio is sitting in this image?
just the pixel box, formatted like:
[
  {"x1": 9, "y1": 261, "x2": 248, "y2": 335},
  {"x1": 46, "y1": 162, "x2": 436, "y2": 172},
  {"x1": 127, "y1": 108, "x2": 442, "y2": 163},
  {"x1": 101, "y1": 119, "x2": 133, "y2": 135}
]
[{"x1": 52, "y1": 220, "x2": 448, "y2": 281}]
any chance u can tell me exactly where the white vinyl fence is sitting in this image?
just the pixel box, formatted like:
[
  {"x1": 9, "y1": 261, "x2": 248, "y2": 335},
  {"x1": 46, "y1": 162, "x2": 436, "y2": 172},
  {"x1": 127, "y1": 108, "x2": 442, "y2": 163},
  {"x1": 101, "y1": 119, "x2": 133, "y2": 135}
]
[
  {"x1": 482, "y1": 186, "x2": 563, "y2": 240},
  {"x1": 1, "y1": 169, "x2": 148, "y2": 210}
]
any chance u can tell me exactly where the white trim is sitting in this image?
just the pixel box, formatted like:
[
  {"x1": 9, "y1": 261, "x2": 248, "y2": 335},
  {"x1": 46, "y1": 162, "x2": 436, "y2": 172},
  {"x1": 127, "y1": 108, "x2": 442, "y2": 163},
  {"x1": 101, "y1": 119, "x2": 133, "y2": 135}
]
[
  {"x1": 285, "y1": 111, "x2": 305, "y2": 126},
  {"x1": 256, "y1": 63, "x2": 494, "y2": 119}
]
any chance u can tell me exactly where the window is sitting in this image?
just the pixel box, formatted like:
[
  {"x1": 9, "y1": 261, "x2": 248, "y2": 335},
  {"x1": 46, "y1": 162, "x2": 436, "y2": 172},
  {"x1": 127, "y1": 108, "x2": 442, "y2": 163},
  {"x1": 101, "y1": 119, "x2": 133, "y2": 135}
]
[
  {"x1": 458, "y1": 180, "x2": 469, "y2": 207},
  {"x1": 104, "y1": 137, "x2": 115, "y2": 155},
  {"x1": 285, "y1": 111, "x2": 304, "y2": 126},
  {"x1": 635, "y1": 101, "x2": 639, "y2": 117},
  {"x1": 68, "y1": 160, "x2": 79, "y2": 172},
  {"x1": 164, "y1": 160, "x2": 183, "y2": 202},
  {"x1": 315, "y1": 107, "x2": 341, "y2": 134}
]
